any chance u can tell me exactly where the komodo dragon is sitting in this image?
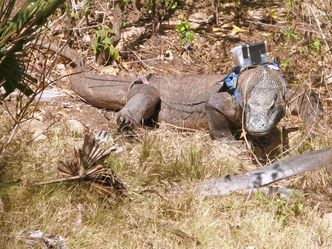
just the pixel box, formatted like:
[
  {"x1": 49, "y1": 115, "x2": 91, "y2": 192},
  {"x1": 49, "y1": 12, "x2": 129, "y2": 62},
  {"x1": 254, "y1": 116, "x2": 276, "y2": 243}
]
[
  {"x1": 41, "y1": 44, "x2": 330, "y2": 196},
  {"x1": 44, "y1": 44, "x2": 322, "y2": 141}
]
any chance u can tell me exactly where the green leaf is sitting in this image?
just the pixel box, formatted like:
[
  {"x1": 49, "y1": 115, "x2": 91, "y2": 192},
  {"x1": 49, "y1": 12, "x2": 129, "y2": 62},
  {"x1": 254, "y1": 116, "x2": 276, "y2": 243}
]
[
  {"x1": 122, "y1": 0, "x2": 129, "y2": 6},
  {"x1": 185, "y1": 30, "x2": 194, "y2": 42},
  {"x1": 93, "y1": 38, "x2": 99, "y2": 54},
  {"x1": 102, "y1": 37, "x2": 112, "y2": 46},
  {"x1": 171, "y1": 1, "x2": 178, "y2": 9},
  {"x1": 0, "y1": 0, "x2": 66, "y2": 97},
  {"x1": 311, "y1": 39, "x2": 321, "y2": 52},
  {"x1": 176, "y1": 24, "x2": 185, "y2": 33},
  {"x1": 177, "y1": 13, "x2": 185, "y2": 21},
  {"x1": 286, "y1": 0, "x2": 294, "y2": 9},
  {"x1": 184, "y1": 21, "x2": 190, "y2": 30},
  {"x1": 179, "y1": 37, "x2": 186, "y2": 46},
  {"x1": 278, "y1": 214, "x2": 287, "y2": 223},
  {"x1": 285, "y1": 30, "x2": 300, "y2": 42},
  {"x1": 108, "y1": 46, "x2": 119, "y2": 61}
]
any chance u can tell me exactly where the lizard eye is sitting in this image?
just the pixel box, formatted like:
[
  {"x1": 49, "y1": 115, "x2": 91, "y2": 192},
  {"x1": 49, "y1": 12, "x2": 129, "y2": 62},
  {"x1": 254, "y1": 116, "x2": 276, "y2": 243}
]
[{"x1": 269, "y1": 95, "x2": 278, "y2": 110}]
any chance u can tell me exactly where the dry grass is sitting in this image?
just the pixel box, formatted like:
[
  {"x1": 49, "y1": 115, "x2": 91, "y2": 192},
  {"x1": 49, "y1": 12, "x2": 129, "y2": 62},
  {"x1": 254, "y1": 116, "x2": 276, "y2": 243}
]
[
  {"x1": 0, "y1": 114, "x2": 331, "y2": 248},
  {"x1": 1, "y1": 0, "x2": 332, "y2": 248}
]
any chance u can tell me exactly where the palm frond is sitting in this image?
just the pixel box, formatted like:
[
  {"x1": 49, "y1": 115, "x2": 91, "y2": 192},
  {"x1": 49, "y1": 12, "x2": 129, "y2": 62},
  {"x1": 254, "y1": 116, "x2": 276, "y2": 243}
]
[
  {"x1": 57, "y1": 131, "x2": 128, "y2": 197},
  {"x1": 0, "y1": 0, "x2": 65, "y2": 99}
]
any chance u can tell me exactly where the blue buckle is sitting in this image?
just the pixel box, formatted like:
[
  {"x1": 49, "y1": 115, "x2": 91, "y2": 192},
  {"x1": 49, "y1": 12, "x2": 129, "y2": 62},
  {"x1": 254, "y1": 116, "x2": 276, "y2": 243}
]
[{"x1": 264, "y1": 61, "x2": 280, "y2": 70}]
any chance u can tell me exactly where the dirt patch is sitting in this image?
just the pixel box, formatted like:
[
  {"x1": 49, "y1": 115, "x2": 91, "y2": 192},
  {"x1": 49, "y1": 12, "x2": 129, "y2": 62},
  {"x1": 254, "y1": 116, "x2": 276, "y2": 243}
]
[{"x1": 39, "y1": 94, "x2": 113, "y2": 131}]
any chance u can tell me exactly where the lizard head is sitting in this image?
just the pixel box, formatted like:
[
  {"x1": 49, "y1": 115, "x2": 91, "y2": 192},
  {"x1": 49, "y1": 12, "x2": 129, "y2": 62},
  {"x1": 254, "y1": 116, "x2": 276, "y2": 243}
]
[{"x1": 243, "y1": 67, "x2": 287, "y2": 137}]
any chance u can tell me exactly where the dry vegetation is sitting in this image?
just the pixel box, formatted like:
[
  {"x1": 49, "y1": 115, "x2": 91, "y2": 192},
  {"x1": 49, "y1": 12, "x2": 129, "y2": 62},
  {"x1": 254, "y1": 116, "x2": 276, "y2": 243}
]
[{"x1": 1, "y1": 0, "x2": 332, "y2": 248}]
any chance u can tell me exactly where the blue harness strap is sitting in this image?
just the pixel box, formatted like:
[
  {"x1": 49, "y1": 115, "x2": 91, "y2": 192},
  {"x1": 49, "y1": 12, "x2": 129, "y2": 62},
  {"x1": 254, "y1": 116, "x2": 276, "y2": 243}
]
[{"x1": 224, "y1": 71, "x2": 241, "y2": 103}]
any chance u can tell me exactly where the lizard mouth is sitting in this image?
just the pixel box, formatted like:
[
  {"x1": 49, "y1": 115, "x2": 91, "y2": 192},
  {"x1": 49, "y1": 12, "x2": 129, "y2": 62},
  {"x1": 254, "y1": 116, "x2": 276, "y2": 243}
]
[{"x1": 247, "y1": 130, "x2": 270, "y2": 137}]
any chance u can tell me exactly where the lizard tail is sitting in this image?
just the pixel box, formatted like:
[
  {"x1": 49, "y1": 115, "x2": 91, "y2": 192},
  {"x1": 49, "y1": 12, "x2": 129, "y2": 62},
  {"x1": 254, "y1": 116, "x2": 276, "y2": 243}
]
[{"x1": 35, "y1": 42, "x2": 82, "y2": 69}]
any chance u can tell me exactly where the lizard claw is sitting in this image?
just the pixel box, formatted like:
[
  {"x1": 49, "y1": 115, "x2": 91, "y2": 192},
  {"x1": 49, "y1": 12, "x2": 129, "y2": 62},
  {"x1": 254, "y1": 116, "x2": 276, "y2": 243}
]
[{"x1": 116, "y1": 112, "x2": 135, "y2": 131}]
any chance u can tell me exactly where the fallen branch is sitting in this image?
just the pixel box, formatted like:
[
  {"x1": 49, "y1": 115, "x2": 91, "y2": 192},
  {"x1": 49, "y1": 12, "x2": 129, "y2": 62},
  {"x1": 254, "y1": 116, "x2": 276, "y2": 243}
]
[
  {"x1": 34, "y1": 175, "x2": 82, "y2": 185},
  {"x1": 194, "y1": 147, "x2": 332, "y2": 196},
  {"x1": 117, "y1": 17, "x2": 213, "y2": 51},
  {"x1": 160, "y1": 19, "x2": 212, "y2": 31}
]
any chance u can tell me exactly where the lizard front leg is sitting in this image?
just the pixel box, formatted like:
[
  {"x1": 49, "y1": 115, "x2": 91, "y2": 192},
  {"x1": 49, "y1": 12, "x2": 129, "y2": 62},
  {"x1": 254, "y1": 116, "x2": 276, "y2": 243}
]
[
  {"x1": 287, "y1": 87, "x2": 323, "y2": 129},
  {"x1": 117, "y1": 84, "x2": 160, "y2": 130},
  {"x1": 206, "y1": 92, "x2": 241, "y2": 140}
]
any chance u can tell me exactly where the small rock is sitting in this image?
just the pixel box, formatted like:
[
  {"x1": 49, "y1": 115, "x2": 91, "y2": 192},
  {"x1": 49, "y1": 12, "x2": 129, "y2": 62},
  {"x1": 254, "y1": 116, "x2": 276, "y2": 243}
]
[
  {"x1": 56, "y1": 64, "x2": 66, "y2": 71},
  {"x1": 189, "y1": 12, "x2": 214, "y2": 24},
  {"x1": 164, "y1": 49, "x2": 174, "y2": 61},
  {"x1": 35, "y1": 89, "x2": 66, "y2": 101},
  {"x1": 21, "y1": 118, "x2": 48, "y2": 142},
  {"x1": 17, "y1": 230, "x2": 67, "y2": 249},
  {"x1": 66, "y1": 119, "x2": 86, "y2": 133},
  {"x1": 83, "y1": 34, "x2": 91, "y2": 44},
  {"x1": 44, "y1": 234, "x2": 67, "y2": 249}
]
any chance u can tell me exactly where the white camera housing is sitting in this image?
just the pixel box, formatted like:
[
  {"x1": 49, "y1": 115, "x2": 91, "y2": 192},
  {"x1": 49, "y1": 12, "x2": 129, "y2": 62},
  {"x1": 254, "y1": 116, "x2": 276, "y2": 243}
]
[{"x1": 231, "y1": 41, "x2": 269, "y2": 68}]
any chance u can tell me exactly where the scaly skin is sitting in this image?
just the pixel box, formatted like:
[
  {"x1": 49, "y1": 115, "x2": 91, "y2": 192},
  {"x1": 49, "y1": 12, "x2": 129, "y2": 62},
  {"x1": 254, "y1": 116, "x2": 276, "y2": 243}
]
[
  {"x1": 67, "y1": 67, "x2": 291, "y2": 139},
  {"x1": 239, "y1": 66, "x2": 287, "y2": 136}
]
